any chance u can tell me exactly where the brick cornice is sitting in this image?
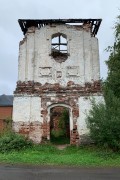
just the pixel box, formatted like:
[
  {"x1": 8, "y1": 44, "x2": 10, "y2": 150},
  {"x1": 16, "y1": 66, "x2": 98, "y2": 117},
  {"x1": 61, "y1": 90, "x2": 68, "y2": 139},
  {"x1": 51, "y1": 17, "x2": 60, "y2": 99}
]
[{"x1": 14, "y1": 80, "x2": 102, "y2": 95}]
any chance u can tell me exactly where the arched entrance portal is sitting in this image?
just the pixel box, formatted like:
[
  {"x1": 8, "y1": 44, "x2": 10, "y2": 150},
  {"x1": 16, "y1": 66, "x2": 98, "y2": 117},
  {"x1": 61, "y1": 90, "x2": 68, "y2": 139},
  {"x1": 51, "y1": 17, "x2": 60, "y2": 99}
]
[
  {"x1": 50, "y1": 106, "x2": 70, "y2": 144},
  {"x1": 48, "y1": 104, "x2": 73, "y2": 144}
]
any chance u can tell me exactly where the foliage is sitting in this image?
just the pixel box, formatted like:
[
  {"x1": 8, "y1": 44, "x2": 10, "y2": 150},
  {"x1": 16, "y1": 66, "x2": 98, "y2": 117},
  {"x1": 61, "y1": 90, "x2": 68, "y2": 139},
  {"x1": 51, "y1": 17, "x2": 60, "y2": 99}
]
[
  {"x1": 105, "y1": 15, "x2": 120, "y2": 98},
  {"x1": 59, "y1": 109, "x2": 69, "y2": 129},
  {"x1": 50, "y1": 135, "x2": 70, "y2": 145},
  {"x1": 0, "y1": 132, "x2": 33, "y2": 153},
  {"x1": 5, "y1": 117, "x2": 12, "y2": 131},
  {"x1": 0, "y1": 117, "x2": 12, "y2": 137},
  {"x1": 51, "y1": 129, "x2": 65, "y2": 138},
  {"x1": 87, "y1": 95, "x2": 120, "y2": 151},
  {"x1": 87, "y1": 15, "x2": 120, "y2": 151},
  {"x1": 50, "y1": 108, "x2": 70, "y2": 144}
]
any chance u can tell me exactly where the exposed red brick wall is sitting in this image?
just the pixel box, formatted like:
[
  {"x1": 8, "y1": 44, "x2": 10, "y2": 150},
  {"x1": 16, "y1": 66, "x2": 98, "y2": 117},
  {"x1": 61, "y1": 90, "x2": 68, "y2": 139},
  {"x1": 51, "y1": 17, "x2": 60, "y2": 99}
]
[
  {"x1": 0, "y1": 107, "x2": 13, "y2": 120},
  {"x1": 0, "y1": 107, "x2": 13, "y2": 131},
  {"x1": 14, "y1": 80, "x2": 102, "y2": 95}
]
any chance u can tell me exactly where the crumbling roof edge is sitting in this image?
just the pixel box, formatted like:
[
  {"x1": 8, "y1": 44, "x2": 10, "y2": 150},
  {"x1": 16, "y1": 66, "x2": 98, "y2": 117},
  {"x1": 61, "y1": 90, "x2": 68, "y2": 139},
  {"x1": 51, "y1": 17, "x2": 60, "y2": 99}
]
[{"x1": 18, "y1": 18, "x2": 102, "y2": 37}]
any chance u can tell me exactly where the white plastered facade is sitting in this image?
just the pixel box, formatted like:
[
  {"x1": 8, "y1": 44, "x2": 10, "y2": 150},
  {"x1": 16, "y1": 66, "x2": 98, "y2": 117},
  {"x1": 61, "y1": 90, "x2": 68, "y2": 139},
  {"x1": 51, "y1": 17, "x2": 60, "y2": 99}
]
[{"x1": 13, "y1": 23, "x2": 103, "y2": 144}]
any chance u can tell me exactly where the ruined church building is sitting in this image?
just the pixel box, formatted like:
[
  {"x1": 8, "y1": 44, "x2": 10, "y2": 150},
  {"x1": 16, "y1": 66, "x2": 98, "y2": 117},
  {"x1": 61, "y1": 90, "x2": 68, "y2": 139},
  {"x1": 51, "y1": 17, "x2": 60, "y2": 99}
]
[{"x1": 13, "y1": 19, "x2": 103, "y2": 145}]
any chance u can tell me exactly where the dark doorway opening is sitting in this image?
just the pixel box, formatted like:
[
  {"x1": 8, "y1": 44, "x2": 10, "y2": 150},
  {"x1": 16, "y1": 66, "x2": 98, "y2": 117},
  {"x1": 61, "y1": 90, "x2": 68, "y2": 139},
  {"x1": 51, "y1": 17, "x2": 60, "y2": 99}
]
[{"x1": 50, "y1": 106, "x2": 70, "y2": 145}]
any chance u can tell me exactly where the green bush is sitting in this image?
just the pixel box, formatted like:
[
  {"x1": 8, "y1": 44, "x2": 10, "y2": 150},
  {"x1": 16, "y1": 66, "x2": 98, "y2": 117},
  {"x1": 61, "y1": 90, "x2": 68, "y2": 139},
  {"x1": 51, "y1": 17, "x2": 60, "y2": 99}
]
[
  {"x1": 87, "y1": 92, "x2": 120, "y2": 151},
  {"x1": 0, "y1": 132, "x2": 33, "y2": 153}
]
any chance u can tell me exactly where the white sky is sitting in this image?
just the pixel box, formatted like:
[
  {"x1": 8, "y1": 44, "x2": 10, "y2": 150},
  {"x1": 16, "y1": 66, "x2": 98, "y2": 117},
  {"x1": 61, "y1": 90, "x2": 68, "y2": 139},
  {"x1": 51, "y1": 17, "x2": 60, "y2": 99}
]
[{"x1": 0, "y1": 0, "x2": 120, "y2": 95}]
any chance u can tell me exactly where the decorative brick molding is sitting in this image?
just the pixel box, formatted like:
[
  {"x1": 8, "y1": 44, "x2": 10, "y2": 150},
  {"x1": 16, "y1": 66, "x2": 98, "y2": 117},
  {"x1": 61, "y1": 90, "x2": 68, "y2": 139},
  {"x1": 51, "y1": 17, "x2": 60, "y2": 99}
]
[{"x1": 14, "y1": 80, "x2": 102, "y2": 95}]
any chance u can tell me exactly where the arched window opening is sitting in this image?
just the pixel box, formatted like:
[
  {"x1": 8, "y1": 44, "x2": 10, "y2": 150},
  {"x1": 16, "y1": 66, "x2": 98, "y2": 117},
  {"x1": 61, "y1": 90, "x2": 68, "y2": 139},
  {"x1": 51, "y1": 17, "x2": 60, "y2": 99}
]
[{"x1": 51, "y1": 33, "x2": 68, "y2": 62}]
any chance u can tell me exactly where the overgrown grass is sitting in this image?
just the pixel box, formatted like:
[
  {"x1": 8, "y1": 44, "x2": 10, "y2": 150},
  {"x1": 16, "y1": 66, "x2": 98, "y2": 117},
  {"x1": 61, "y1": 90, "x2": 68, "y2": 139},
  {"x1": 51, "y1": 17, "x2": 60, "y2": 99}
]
[{"x1": 0, "y1": 144, "x2": 120, "y2": 167}]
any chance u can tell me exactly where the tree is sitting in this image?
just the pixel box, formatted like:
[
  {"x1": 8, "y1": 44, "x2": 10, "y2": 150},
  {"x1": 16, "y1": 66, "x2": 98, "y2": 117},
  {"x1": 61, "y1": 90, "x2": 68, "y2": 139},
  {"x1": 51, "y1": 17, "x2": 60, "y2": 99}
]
[
  {"x1": 87, "y1": 15, "x2": 120, "y2": 151},
  {"x1": 106, "y1": 15, "x2": 120, "y2": 98}
]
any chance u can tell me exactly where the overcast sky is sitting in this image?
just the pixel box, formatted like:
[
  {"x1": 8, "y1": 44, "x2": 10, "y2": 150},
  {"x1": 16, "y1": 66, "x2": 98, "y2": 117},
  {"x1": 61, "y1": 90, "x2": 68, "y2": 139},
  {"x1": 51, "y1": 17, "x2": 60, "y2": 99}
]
[{"x1": 0, "y1": 0, "x2": 120, "y2": 95}]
